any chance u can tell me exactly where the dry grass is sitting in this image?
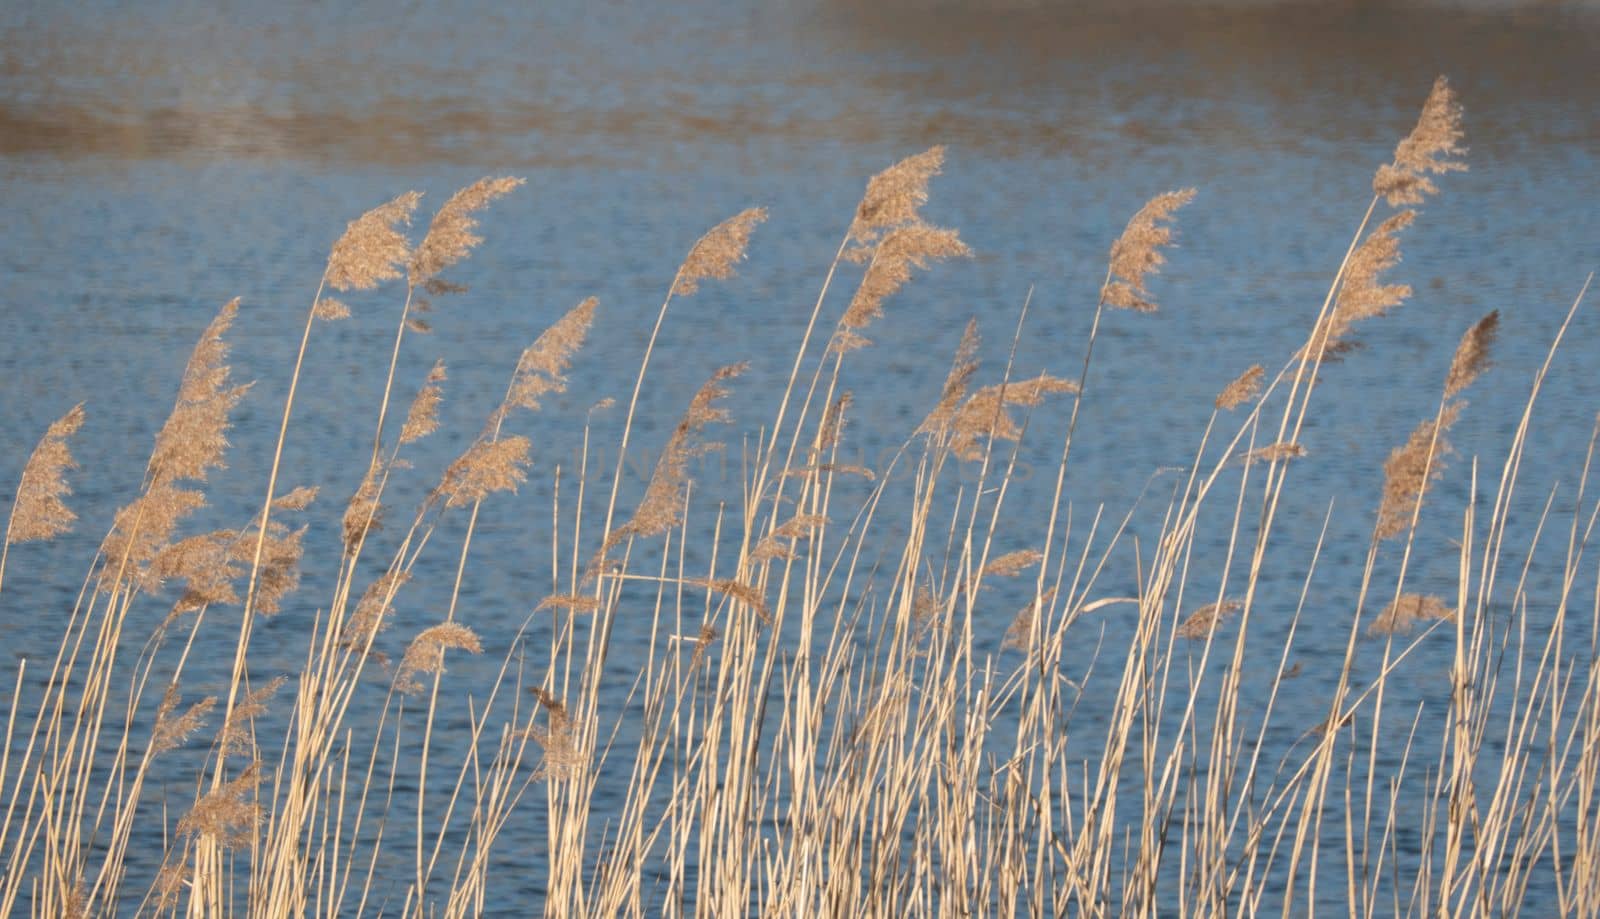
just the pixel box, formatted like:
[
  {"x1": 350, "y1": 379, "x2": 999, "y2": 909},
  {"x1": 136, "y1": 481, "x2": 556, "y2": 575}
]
[{"x1": 4, "y1": 74, "x2": 1600, "y2": 919}]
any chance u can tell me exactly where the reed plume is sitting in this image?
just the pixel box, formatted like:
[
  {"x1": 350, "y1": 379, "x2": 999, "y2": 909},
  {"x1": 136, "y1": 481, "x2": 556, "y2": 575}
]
[
  {"x1": 689, "y1": 576, "x2": 772, "y2": 625},
  {"x1": 1102, "y1": 189, "x2": 1197, "y2": 312},
  {"x1": 536, "y1": 593, "x2": 601, "y2": 615},
  {"x1": 435, "y1": 437, "x2": 532, "y2": 509},
  {"x1": 1177, "y1": 600, "x2": 1243, "y2": 639},
  {"x1": 1374, "y1": 77, "x2": 1467, "y2": 207},
  {"x1": 396, "y1": 622, "x2": 483, "y2": 694},
  {"x1": 948, "y1": 374, "x2": 1077, "y2": 462},
  {"x1": 409, "y1": 177, "x2": 524, "y2": 289},
  {"x1": 1376, "y1": 402, "x2": 1462, "y2": 540},
  {"x1": 1308, "y1": 211, "x2": 1416, "y2": 359},
  {"x1": 593, "y1": 364, "x2": 745, "y2": 574},
  {"x1": 150, "y1": 685, "x2": 216, "y2": 757},
  {"x1": 835, "y1": 223, "x2": 970, "y2": 353},
  {"x1": 526, "y1": 688, "x2": 582, "y2": 778},
  {"x1": 673, "y1": 209, "x2": 767, "y2": 296},
  {"x1": 7, "y1": 403, "x2": 85, "y2": 544},
  {"x1": 147, "y1": 299, "x2": 250, "y2": 487},
  {"x1": 1369, "y1": 593, "x2": 1454, "y2": 636},
  {"x1": 1444, "y1": 310, "x2": 1499, "y2": 399},
  {"x1": 323, "y1": 191, "x2": 422, "y2": 294},
  {"x1": 981, "y1": 549, "x2": 1043, "y2": 579},
  {"x1": 918, "y1": 319, "x2": 980, "y2": 436},
  {"x1": 1003, "y1": 587, "x2": 1058, "y2": 651},
  {"x1": 217, "y1": 675, "x2": 286, "y2": 756},
  {"x1": 849, "y1": 146, "x2": 945, "y2": 246},
  {"x1": 1243, "y1": 442, "x2": 1307, "y2": 464},
  {"x1": 342, "y1": 569, "x2": 410, "y2": 653},
  {"x1": 178, "y1": 761, "x2": 265, "y2": 847},
  {"x1": 493, "y1": 297, "x2": 598, "y2": 427},
  {"x1": 400, "y1": 360, "x2": 447, "y2": 445},
  {"x1": 1215, "y1": 365, "x2": 1264, "y2": 411},
  {"x1": 342, "y1": 462, "x2": 384, "y2": 554}
]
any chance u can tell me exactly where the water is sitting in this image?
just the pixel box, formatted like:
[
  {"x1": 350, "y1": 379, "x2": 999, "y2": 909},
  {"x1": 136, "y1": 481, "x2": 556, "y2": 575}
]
[{"x1": 1, "y1": 0, "x2": 1598, "y2": 913}]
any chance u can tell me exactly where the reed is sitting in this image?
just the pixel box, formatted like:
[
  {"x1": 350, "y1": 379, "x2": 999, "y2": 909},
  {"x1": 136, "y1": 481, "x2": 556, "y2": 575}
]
[{"x1": 3, "y1": 75, "x2": 1598, "y2": 918}]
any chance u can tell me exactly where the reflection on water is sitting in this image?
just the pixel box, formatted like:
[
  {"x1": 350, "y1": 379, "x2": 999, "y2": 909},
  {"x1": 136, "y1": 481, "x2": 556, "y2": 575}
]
[{"x1": 1, "y1": 0, "x2": 1595, "y2": 164}]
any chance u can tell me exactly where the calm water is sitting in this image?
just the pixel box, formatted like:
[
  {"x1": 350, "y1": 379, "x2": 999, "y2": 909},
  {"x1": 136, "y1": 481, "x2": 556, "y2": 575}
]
[{"x1": 2, "y1": 0, "x2": 1598, "y2": 912}]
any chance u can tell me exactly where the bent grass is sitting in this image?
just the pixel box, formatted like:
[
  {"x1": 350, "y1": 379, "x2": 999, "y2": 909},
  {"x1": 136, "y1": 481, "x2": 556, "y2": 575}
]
[{"x1": 3, "y1": 76, "x2": 1599, "y2": 917}]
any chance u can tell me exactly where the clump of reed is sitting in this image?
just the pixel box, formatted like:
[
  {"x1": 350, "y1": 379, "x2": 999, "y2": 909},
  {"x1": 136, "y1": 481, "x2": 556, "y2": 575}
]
[{"x1": 3, "y1": 74, "x2": 1600, "y2": 918}]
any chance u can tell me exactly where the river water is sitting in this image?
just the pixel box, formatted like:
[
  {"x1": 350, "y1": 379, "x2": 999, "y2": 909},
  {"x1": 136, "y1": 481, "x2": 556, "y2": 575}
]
[{"x1": 2, "y1": 0, "x2": 1597, "y2": 913}]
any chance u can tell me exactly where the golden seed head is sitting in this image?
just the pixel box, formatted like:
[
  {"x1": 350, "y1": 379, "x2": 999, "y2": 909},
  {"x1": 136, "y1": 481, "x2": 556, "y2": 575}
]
[
  {"x1": 1177, "y1": 600, "x2": 1243, "y2": 639},
  {"x1": 435, "y1": 436, "x2": 532, "y2": 508},
  {"x1": 1376, "y1": 402, "x2": 1463, "y2": 540},
  {"x1": 408, "y1": 177, "x2": 523, "y2": 288},
  {"x1": 850, "y1": 146, "x2": 946, "y2": 245},
  {"x1": 1215, "y1": 365, "x2": 1264, "y2": 411},
  {"x1": 9, "y1": 403, "x2": 85, "y2": 545},
  {"x1": 1374, "y1": 76, "x2": 1467, "y2": 206},
  {"x1": 396, "y1": 622, "x2": 484, "y2": 694},
  {"x1": 1443, "y1": 310, "x2": 1499, "y2": 400},
  {"x1": 674, "y1": 208, "x2": 767, "y2": 296},
  {"x1": 836, "y1": 223, "x2": 970, "y2": 352},
  {"x1": 325, "y1": 191, "x2": 422, "y2": 292},
  {"x1": 1103, "y1": 189, "x2": 1197, "y2": 312},
  {"x1": 400, "y1": 360, "x2": 447, "y2": 445},
  {"x1": 1369, "y1": 593, "x2": 1455, "y2": 636}
]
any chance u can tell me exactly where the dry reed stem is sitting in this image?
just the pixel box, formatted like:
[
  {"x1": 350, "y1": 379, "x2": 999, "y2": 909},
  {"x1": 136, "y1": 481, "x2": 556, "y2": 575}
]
[
  {"x1": 848, "y1": 146, "x2": 945, "y2": 246},
  {"x1": 1368, "y1": 593, "x2": 1454, "y2": 636},
  {"x1": 1102, "y1": 189, "x2": 1197, "y2": 312},
  {"x1": 324, "y1": 191, "x2": 422, "y2": 293},
  {"x1": 673, "y1": 209, "x2": 767, "y2": 296},
  {"x1": 396, "y1": 622, "x2": 483, "y2": 694},
  {"x1": 8, "y1": 404, "x2": 85, "y2": 544},
  {"x1": 408, "y1": 177, "x2": 523, "y2": 288},
  {"x1": 1177, "y1": 601, "x2": 1243, "y2": 639},
  {"x1": 1215, "y1": 365, "x2": 1264, "y2": 411},
  {"x1": 1373, "y1": 77, "x2": 1467, "y2": 206},
  {"x1": 1444, "y1": 311, "x2": 1499, "y2": 400},
  {"x1": 1376, "y1": 402, "x2": 1463, "y2": 540},
  {"x1": 400, "y1": 360, "x2": 447, "y2": 445}
]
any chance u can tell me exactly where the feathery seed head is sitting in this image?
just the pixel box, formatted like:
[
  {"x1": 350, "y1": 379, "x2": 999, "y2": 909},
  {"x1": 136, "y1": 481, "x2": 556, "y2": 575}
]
[
  {"x1": 1103, "y1": 189, "x2": 1197, "y2": 312},
  {"x1": 1215, "y1": 365, "x2": 1264, "y2": 411},
  {"x1": 435, "y1": 436, "x2": 532, "y2": 508},
  {"x1": 1444, "y1": 310, "x2": 1499, "y2": 400},
  {"x1": 400, "y1": 360, "x2": 447, "y2": 445},
  {"x1": 1374, "y1": 76, "x2": 1467, "y2": 206},
  {"x1": 9, "y1": 403, "x2": 85, "y2": 544},
  {"x1": 850, "y1": 146, "x2": 945, "y2": 245},
  {"x1": 674, "y1": 208, "x2": 767, "y2": 296},
  {"x1": 1369, "y1": 593, "x2": 1454, "y2": 636},
  {"x1": 835, "y1": 222, "x2": 970, "y2": 352},
  {"x1": 408, "y1": 177, "x2": 523, "y2": 288},
  {"x1": 396, "y1": 622, "x2": 483, "y2": 694},
  {"x1": 148, "y1": 299, "x2": 250, "y2": 488},
  {"x1": 1376, "y1": 402, "x2": 1463, "y2": 540},
  {"x1": 325, "y1": 191, "x2": 422, "y2": 293}
]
